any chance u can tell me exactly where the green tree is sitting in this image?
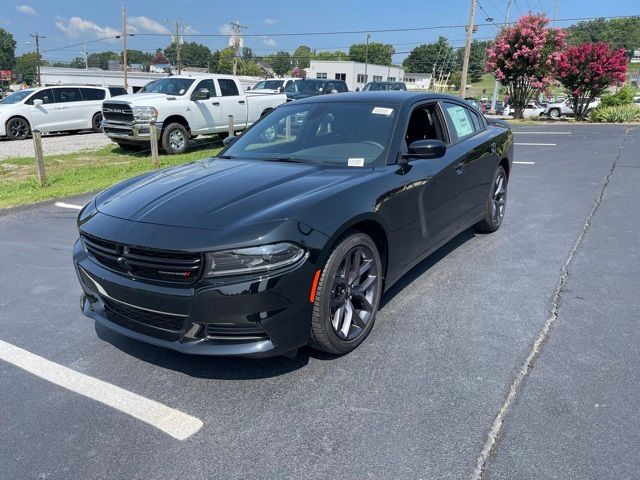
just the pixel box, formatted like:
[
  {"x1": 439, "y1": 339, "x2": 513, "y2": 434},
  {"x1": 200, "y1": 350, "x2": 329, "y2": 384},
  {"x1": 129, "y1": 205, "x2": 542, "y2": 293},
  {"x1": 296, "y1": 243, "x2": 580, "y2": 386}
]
[
  {"x1": 165, "y1": 41, "x2": 214, "y2": 68},
  {"x1": 265, "y1": 50, "x2": 292, "y2": 76},
  {"x1": 216, "y1": 47, "x2": 236, "y2": 74},
  {"x1": 86, "y1": 51, "x2": 119, "y2": 70},
  {"x1": 14, "y1": 52, "x2": 40, "y2": 84},
  {"x1": 126, "y1": 49, "x2": 153, "y2": 67},
  {"x1": 69, "y1": 57, "x2": 87, "y2": 69},
  {"x1": 0, "y1": 28, "x2": 17, "y2": 70},
  {"x1": 241, "y1": 62, "x2": 263, "y2": 76},
  {"x1": 457, "y1": 40, "x2": 491, "y2": 82},
  {"x1": 348, "y1": 42, "x2": 394, "y2": 65},
  {"x1": 293, "y1": 45, "x2": 314, "y2": 69},
  {"x1": 315, "y1": 50, "x2": 347, "y2": 61},
  {"x1": 403, "y1": 37, "x2": 454, "y2": 74},
  {"x1": 241, "y1": 47, "x2": 254, "y2": 62},
  {"x1": 567, "y1": 17, "x2": 640, "y2": 55}
]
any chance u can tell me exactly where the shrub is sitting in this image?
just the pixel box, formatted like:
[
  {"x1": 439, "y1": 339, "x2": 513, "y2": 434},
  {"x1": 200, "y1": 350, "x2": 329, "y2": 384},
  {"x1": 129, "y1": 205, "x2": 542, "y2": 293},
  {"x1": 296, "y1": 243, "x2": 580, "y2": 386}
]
[
  {"x1": 600, "y1": 85, "x2": 637, "y2": 108},
  {"x1": 588, "y1": 104, "x2": 640, "y2": 123}
]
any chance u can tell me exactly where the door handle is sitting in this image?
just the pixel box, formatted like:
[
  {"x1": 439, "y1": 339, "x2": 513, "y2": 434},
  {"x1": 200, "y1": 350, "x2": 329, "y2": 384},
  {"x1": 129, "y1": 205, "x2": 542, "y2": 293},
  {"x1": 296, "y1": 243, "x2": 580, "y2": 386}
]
[
  {"x1": 238, "y1": 100, "x2": 246, "y2": 104},
  {"x1": 490, "y1": 142, "x2": 497, "y2": 153},
  {"x1": 212, "y1": 102, "x2": 220, "y2": 106},
  {"x1": 454, "y1": 162, "x2": 465, "y2": 174}
]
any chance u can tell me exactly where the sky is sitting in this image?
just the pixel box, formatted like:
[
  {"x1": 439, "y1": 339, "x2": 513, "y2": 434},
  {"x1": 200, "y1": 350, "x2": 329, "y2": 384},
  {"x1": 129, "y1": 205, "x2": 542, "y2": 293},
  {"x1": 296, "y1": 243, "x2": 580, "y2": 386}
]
[{"x1": 1, "y1": 0, "x2": 639, "y2": 64}]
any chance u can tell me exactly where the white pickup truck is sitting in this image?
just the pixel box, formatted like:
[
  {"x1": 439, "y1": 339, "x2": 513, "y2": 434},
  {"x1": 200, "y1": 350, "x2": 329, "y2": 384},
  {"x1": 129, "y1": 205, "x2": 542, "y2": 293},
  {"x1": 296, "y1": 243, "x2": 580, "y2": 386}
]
[{"x1": 101, "y1": 75, "x2": 286, "y2": 154}]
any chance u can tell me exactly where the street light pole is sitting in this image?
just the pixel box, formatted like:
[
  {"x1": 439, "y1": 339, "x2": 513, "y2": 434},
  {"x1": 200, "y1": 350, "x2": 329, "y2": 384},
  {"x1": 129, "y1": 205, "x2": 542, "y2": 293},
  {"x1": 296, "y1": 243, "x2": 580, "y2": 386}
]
[
  {"x1": 489, "y1": 0, "x2": 512, "y2": 113},
  {"x1": 364, "y1": 33, "x2": 371, "y2": 84},
  {"x1": 459, "y1": 0, "x2": 476, "y2": 98}
]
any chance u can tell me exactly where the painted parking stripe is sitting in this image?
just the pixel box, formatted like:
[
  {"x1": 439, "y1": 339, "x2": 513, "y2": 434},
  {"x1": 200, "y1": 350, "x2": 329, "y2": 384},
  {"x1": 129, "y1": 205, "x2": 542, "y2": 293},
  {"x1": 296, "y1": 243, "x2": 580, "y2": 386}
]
[
  {"x1": 0, "y1": 339, "x2": 203, "y2": 441},
  {"x1": 514, "y1": 143, "x2": 557, "y2": 146},
  {"x1": 514, "y1": 161, "x2": 535, "y2": 165},
  {"x1": 55, "y1": 202, "x2": 83, "y2": 210}
]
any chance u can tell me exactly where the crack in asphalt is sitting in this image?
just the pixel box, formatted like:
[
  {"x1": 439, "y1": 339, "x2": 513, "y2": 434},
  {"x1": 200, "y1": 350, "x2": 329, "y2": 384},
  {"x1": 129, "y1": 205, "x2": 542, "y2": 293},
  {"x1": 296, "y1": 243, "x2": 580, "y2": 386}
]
[{"x1": 470, "y1": 126, "x2": 631, "y2": 480}]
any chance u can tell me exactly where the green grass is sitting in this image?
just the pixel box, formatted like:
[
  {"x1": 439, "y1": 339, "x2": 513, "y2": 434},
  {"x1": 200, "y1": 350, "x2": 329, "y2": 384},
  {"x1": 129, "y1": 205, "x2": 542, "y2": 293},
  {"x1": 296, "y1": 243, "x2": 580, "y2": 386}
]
[{"x1": 0, "y1": 139, "x2": 223, "y2": 209}]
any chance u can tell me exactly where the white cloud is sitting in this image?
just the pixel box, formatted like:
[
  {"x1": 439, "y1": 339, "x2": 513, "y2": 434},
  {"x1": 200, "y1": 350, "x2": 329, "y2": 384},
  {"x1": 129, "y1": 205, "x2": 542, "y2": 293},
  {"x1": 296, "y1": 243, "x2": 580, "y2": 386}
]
[
  {"x1": 218, "y1": 24, "x2": 233, "y2": 35},
  {"x1": 55, "y1": 17, "x2": 119, "y2": 40},
  {"x1": 16, "y1": 5, "x2": 36, "y2": 15},
  {"x1": 264, "y1": 18, "x2": 277, "y2": 25},
  {"x1": 128, "y1": 16, "x2": 170, "y2": 35},
  {"x1": 262, "y1": 37, "x2": 277, "y2": 47}
]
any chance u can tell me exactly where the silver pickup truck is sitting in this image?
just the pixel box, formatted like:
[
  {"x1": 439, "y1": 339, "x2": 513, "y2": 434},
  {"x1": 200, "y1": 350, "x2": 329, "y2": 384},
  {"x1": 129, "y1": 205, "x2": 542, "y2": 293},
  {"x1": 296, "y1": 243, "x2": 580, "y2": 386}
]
[{"x1": 101, "y1": 75, "x2": 286, "y2": 154}]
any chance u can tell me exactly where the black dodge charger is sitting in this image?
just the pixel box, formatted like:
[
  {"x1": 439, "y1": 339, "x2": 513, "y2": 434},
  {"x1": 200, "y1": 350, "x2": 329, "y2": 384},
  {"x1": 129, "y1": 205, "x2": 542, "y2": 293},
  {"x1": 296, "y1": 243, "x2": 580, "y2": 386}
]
[{"x1": 73, "y1": 92, "x2": 513, "y2": 357}]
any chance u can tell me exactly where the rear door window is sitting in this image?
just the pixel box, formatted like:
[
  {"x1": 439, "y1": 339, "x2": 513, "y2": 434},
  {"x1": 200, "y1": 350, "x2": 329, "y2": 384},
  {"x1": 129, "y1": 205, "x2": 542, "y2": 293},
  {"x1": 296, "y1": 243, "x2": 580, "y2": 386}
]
[
  {"x1": 218, "y1": 79, "x2": 239, "y2": 97},
  {"x1": 81, "y1": 88, "x2": 106, "y2": 101},
  {"x1": 54, "y1": 88, "x2": 83, "y2": 103}
]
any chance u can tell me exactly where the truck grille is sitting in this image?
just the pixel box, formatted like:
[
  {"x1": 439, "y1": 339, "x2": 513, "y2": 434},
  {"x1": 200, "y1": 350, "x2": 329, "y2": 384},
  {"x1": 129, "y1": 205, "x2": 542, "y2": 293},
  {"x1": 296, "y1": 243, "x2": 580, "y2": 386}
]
[
  {"x1": 102, "y1": 102, "x2": 134, "y2": 123},
  {"x1": 81, "y1": 233, "x2": 203, "y2": 284}
]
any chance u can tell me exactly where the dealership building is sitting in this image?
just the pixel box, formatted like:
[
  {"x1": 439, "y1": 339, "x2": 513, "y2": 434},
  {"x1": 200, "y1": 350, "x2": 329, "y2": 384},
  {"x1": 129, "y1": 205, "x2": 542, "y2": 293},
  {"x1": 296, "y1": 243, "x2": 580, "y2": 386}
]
[{"x1": 305, "y1": 60, "x2": 407, "y2": 91}]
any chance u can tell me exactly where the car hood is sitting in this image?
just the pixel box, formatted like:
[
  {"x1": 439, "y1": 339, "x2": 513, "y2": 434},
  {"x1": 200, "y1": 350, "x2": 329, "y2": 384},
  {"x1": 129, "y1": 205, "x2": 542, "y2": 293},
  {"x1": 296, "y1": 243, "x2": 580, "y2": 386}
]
[
  {"x1": 95, "y1": 158, "x2": 372, "y2": 230},
  {"x1": 105, "y1": 93, "x2": 182, "y2": 105},
  {"x1": 285, "y1": 92, "x2": 319, "y2": 100}
]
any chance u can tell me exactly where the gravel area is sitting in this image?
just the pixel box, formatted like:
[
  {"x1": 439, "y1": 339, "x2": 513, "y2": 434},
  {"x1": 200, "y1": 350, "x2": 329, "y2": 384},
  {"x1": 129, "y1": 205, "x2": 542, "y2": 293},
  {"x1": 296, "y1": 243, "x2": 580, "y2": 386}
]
[{"x1": 0, "y1": 132, "x2": 113, "y2": 160}]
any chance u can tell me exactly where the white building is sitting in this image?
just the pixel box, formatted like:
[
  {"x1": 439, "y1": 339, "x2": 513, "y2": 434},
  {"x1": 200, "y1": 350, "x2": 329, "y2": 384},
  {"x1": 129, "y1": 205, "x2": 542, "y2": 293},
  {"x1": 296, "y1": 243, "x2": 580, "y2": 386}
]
[
  {"x1": 631, "y1": 50, "x2": 640, "y2": 63},
  {"x1": 403, "y1": 72, "x2": 433, "y2": 90},
  {"x1": 306, "y1": 60, "x2": 405, "y2": 91}
]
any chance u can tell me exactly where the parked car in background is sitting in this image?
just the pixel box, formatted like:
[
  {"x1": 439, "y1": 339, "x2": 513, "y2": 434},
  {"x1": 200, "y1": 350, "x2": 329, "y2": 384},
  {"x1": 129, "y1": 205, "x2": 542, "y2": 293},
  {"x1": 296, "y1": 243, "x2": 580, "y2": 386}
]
[
  {"x1": 284, "y1": 79, "x2": 348, "y2": 101},
  {"x1": 501, "y1": 102, "x2": 545, "y2": 118},
  {"x1": 363, "y1": 81, "x2": 407, "y2": 91},
  {"x1": 480, "y1": 95, "x2": 489, "y2": 102},
  {"x1": 545, "y1": 98, "x2": 600, "y2": 119},
  {"x1": 0, "y1": 85, "x2": 113, "y2": 140},
  {"x1": 251, "y1": 78, "x2": 296, "y2": 93},
  {"x1": 464, "y1": 97, "x2": 480, "y2": 109},
  {"x1": 74, "y1": 92, "x2": 513, "y2": 357},
  {"x1": 101, "y1": 75, "x2": 287, "y2": 154}
]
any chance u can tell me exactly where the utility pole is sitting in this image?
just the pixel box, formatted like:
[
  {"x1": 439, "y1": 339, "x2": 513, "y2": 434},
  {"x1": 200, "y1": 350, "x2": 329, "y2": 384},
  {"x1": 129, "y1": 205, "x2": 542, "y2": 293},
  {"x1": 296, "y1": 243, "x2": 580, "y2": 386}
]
[
  {"x1": 30, "y1": 33, "x2": 45, "y2": 87},
  {"x1": 165, "y1": 19, "x2": 187, "y2": 74},
  {"x1": 122, "y1": 3, "x2": 128, "y2": 91},
  {"x1": 229, "y1": 20, "x2": 247, "y2": 76},
  {"x1": 84, "y1": 43, "x2": 88, "y2": 70},
  {"x1": 364, "y1": 33, "x2": 371, "y2": 84},
  {"x1": 460, "y1": 0, "x2": 476, "y2": 98},
  {"x1": 489, "y1": 0, "x2": 512, "y2": 113}
]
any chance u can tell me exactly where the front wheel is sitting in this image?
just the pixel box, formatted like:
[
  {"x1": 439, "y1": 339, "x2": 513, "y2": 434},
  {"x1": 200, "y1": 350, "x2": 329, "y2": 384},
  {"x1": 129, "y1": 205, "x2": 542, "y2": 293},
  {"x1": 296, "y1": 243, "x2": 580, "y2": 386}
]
[
  {"x1": 309, "y1": 232, "x2": 383, "y2": 354},
  {"x1": 161, "y1": 123, "x2": 189, "y2": 154},
  {"x1": 92, "y1": 112, "x2": 103, "y2": 133},
  {"x1": 548, "y1": 108, "x2": 561, "y2": 119},
  {"x1": 6, "y1": 117, "x2": 31, "y2": 140},
  {"x1": 474, "y1": 165, "x2": 507, "y2": 233}
]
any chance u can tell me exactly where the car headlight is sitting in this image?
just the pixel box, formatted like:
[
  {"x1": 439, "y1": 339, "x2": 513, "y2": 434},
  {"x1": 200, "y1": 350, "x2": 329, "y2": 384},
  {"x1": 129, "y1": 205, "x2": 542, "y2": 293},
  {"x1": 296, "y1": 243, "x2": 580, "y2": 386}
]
[
  {"x1": 132, "y1": 106, "x2": 158, "y2": 122},
  {"x1": 204, "y1": 243, "x2": 306, "y2": 277}
]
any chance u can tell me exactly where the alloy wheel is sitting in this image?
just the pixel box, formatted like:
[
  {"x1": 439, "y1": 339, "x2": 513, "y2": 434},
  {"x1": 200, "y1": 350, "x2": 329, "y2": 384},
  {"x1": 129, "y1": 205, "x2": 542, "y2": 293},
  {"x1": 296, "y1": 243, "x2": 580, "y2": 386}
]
[
  {"x1": 169, "y1": 129, "x2": 185, "y2": 151},
  {"x1": 9, "y1": 118, "x2": 29, "y2": 139},
  {"x1": 329, "y1": 246, "x2": 380, "y2": 341},
  {"x1": 491, "y1": 171, "x2": 506, "y2": 225}
]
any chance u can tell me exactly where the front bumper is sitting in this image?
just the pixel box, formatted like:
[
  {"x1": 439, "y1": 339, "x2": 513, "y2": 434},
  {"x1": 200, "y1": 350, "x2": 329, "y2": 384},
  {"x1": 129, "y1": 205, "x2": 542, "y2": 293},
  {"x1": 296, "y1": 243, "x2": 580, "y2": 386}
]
[
  {"x1": 102, "y1": 120, "x2": 162, "y2": 143},
  {"x1": 73, "y1": 239, "x2": 316, "y2": 357}
]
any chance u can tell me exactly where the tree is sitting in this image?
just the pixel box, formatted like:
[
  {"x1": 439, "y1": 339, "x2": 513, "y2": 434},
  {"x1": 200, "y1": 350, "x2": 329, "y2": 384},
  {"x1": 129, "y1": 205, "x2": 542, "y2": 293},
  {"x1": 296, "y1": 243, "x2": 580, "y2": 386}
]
[
  {"x1": 165, "y1": 41, "x2": 213, "y2": 69},
  {"x1": 69, "y1": 57, "x2": 86, "y2": 69},
  {"x1": 241, "y1": 47, "x2": 254, "y2": 62},
  {"x1": 0, "y1": 28, "x2": 17, "y2": 70},
  {"x1": 403, "y1": 37, "x2": 454, "y2": 74},
  {"x1": 126, "y1": 49, "x2": 153, "y2": 67},
  {"x1": 151, "y1": 49, "x2": 168, "y2": 65},
  {"x1": 485, "y1": 14, "x2": 566, "y2": 119},
  {"x1": 216, "y1": 47, "x2": 236, "y2": 74},
  {"x1": 265, "y1": 50, "x2": 292, "y2": 77},
  {"x1": 458, "y1": 40, "x2": 490, "y2": 83},
  {"x1": 315, "y1": 50, "x2": 346, "y2": 61},
  {"x1": 241, "y1": 62, "x2": 263, "y2": 77},
  {"x1": 293, "y1": 45, "x2": 314, "y2": 69},
  {"x1": 567, "y1": 17, "x2": 640, "y2": 56},
  {"x1": 14, "y1": 52, "x2": 40, "y2": 84},
  {"x1": 86, "y1": 51, "x2": 119, "y2": 70},
  {"x1": 553, "y1": 42, "x2": 628, "y2": 120},
  {"x1": 348, "y1": 42, "x2": 394, "y2": 65}
]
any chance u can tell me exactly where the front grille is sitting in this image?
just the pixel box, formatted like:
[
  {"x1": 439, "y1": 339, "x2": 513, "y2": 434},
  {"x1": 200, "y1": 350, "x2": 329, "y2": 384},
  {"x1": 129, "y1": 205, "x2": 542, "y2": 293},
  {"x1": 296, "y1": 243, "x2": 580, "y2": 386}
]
[
  {"x1": 103, "y1": 297, "x2": 186, "y2": 332},
  {"x1": 102, "y1": 102, "x2": 134, "y2": 123},
  {"x1": 206, "y1": 324, "x2": 268, "y2": 340},
  {"x1": 104, "y1": 126, "x2": 133, "y2": 136},
  {"x1": 81, "y1": 233, "x2": 203, "y2": 284}
]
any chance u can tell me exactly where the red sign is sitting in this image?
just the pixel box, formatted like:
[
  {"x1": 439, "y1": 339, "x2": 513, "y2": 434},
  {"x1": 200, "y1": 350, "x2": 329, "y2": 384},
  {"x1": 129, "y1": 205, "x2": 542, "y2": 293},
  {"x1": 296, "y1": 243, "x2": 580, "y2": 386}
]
[{"x1": 0, "y1": 70, "x2": 11, "y2": 82}]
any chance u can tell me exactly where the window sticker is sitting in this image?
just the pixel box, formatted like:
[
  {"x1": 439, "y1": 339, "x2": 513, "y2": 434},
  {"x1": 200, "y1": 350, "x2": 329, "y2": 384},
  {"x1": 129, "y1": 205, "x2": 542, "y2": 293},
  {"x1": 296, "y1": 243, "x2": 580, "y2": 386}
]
[
  {"x1": 348, "y1": 158, "x2": 365, "y2": 167},
  {"x1": 372, "y1": 107, "x2": 394, "y2": 116},
  {"x1": 446, "y1": 105, "x2": 473, "y2": 137}
]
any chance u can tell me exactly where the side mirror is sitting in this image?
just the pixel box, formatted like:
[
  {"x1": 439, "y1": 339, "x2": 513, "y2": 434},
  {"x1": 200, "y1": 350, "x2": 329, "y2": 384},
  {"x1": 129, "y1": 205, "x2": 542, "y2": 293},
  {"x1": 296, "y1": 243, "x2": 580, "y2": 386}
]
[
  {"x1": 33, "y1": 99, "x2": 43, "y2": 107},
  {"x1": 405, "y1": 139, "x2": 447, "y2": 159},
  {"x1": 223, "y1": 135, "x2": 237, "y2": 146},
  {"x1": 278, "y1": 86, "x2": 284, "y2": 93},
  {"x1": 191, "y1": 88, "x2": 210, "y2": 101}
]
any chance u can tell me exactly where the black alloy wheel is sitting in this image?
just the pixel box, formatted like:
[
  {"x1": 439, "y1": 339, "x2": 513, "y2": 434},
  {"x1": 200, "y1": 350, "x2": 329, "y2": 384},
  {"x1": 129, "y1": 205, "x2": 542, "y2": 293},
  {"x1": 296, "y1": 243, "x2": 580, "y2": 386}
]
[
  {"x1": 310, "y1": 232, "x2": 383, "y2": 354},
  {"x1": 474, "y1": 165, "x2": 507, "y2": 233},
  {"x1": 92, "y1": 112, "x2": 103, "y2": 133},
  {"x1": 6, "y1": 117, "x2": 30, "y2": 140}
]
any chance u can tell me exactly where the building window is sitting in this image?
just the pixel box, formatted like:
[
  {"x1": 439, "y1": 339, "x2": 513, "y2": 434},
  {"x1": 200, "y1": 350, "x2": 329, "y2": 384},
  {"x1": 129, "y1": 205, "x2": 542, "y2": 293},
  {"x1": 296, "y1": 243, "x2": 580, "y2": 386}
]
[
  {"x1": 316, "y1": 72, "x2": 327, "y2": 79},
  {"x1": 373, "y1": 75, "x2": 383, "y2": 82},
  {"x1": 357, "y1": 74, "x2": 368, "y2": 83},
  {"x1": 334, "y1": 73, "x2": 346, "y2": 81},
  {"x1": 387, "y1": 77, "x2": 396, "y2": 82}
]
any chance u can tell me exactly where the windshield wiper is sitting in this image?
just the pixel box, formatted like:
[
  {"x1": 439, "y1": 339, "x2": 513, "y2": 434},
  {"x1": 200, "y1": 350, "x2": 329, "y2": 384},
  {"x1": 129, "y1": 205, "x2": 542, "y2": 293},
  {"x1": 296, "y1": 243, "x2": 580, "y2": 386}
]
[
  {"x1": 270, "y1": 157, "x2": 318, "y2": 164},
  {"x1": 218, "y1": 155, "x2": 237, "y2": 159}
]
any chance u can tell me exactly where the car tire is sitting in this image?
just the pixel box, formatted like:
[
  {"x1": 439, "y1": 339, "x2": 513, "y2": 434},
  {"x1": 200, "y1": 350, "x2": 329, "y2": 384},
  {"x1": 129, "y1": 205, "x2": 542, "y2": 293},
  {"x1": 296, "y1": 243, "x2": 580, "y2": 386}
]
[
  {"x1": 474, "y1": 165, "x2": 507, "y2": 233},
  {"x1": 548, "y1": 108, "x2": 561, "y2": 119},
  {"x1": 92, "y1": 112, "x2": 103, "y2": 133},
  {"x1": 309, "y1": 232, "x2": 383, "y2": 354},
  {"x1": 161, "y1": 123, "x2": 189, "y2": 155},
  {"x1": 116, "y1": 142, "x2": 144, "y2": 152},
  {"x1": 6, "y1": 117, "x2": 31, "y2": 140}
]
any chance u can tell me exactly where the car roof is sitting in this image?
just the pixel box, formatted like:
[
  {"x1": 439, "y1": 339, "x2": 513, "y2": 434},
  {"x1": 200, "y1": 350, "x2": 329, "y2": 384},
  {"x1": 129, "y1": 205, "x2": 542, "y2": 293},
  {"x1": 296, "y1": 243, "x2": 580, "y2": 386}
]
[{"x1": 288, "y1": 91, "x2": 466, "y2": 106}]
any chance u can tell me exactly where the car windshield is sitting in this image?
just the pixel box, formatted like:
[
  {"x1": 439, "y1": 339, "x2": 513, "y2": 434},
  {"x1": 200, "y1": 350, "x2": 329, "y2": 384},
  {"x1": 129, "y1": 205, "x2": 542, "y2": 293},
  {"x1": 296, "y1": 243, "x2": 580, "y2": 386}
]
[
  {"x1": 0, "y1": 89, "x2": 33, "y2": 104},
  {"x1": 143, "y1": 78, "x2": 194, "y2": 96},
  {"x1": 253, "y1": 80, "x2": 284, "y2": 90},
  {"x1": 221, "y1": 102, "x2": 398, "y2": 166},
  {"x1": 285, "y1": 80, "x2": 325, "y2": 93}
]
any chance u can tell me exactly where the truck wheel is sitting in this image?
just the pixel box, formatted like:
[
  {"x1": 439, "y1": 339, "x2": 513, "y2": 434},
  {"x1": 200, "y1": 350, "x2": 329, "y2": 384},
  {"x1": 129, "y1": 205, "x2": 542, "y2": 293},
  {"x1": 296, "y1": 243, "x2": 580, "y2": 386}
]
[
  {"x1": 161, "y1": 123, "x2": 189, "y2": 155},
  {"x1": 548, "y1": 108, "x2": 561, "y2": 119}
]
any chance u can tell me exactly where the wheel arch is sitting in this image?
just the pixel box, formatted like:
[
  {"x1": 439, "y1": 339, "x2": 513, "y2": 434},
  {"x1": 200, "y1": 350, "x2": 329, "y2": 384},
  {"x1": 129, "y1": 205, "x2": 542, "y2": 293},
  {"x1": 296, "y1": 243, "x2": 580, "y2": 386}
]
[
  {"x1": 499, "y1": 157, "x2": 510, "y2": 179},
  {"x1": 162, "y1": 115, "x2": 191, "y2": 134},
  {"x1": 5, "y1": 114, "x2": 32, "y2": 131},
  {"x1": 260, "y1": 107, "x2": 274, "y2": 117}
]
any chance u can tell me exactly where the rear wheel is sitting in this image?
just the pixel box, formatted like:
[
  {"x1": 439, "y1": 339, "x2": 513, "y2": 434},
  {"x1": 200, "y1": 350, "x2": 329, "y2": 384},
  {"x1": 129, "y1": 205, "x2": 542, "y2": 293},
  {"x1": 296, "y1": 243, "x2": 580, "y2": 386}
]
[
  {"x1": 161, "y1": 123, "x2": 189, "y2": 154},
  {"x1": 474, "y1": 165, "x2": 507, "y2": 233},
  {"x1": 309, "y1": 232, "x2": 383, "y2": 354},
  {"x1": 6, "y1": 117, "x2": 30, "y2": 140},
  {"x1": 548, "y1": 108, "x2": 561, "y2": 119},
  {"x1": 92, "y1": 112, "x2": 103, "y2": 133}
]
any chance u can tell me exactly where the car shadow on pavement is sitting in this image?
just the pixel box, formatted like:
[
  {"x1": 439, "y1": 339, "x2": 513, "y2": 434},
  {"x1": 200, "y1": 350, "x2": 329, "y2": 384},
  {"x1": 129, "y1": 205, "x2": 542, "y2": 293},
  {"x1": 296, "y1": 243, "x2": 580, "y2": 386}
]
[{"x1": 94, "y1": 228, "x2": 477, "y2": 379}]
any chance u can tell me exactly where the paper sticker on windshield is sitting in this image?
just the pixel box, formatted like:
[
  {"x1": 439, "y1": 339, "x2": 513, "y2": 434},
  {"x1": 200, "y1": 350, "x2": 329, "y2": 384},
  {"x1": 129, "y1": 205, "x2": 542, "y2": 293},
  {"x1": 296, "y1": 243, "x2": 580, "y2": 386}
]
[
  {"x1": 179, "y1": 89, "x2": 185, "y2": 94},
  {"x1": 348, "y1": 158, "x2": 365, "y2": 167},
  {"x1": 372, "y1": 107, "x2": 393, "y2": 116}
]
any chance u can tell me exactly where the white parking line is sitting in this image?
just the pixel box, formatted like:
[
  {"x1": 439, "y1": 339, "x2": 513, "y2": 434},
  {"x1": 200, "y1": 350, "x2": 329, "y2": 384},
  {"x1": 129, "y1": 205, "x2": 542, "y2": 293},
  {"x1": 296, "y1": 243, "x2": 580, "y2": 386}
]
[
  {"x1": 514, "y1": 131, "x2": 572, "y2": 135},
  {"x1": 55, "y1": 202, "x2": 83, "y2": 210},
  {"x1": 514, "y1": 143, "x2": 557, "y2": 146},
  {"x1": 0, "y1": 339, "x2": 203, "y2": 440},
  {"x1": 514, "y1": 161, "x2": 536, "y2": 165}
]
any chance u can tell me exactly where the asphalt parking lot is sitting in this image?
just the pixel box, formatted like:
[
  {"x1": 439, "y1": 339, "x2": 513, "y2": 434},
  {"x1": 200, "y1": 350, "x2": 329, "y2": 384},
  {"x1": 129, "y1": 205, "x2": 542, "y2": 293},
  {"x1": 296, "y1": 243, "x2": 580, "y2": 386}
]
[{"x1": 0, "y1": 124, "x2": 638, "y2": 479}]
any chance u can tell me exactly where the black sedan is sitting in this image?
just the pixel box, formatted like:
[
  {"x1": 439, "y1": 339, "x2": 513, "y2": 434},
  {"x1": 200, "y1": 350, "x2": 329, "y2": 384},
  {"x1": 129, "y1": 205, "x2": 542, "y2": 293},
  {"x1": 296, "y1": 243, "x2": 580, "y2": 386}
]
[{"x1": 73, "y1": 92, "x2": 513, "y2": 357}]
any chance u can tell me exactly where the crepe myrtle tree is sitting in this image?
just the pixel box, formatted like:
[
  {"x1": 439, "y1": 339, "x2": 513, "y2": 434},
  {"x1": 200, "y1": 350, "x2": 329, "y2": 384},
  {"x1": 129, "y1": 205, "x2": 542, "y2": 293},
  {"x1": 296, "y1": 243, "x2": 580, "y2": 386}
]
[
  {"x1": 553, "y1": 42, "x2": 628, "y2": 120},
  {"x1": 486, "y1": 14, "x2": 566, "y2": 119}
]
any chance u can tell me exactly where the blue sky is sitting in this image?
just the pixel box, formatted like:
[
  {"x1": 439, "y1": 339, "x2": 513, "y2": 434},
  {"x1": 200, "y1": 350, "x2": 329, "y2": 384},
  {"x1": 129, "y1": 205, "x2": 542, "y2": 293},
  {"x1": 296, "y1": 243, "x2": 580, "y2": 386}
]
[{"x1": 2, "y1": 0, "x2": 639, "y2": 64}]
